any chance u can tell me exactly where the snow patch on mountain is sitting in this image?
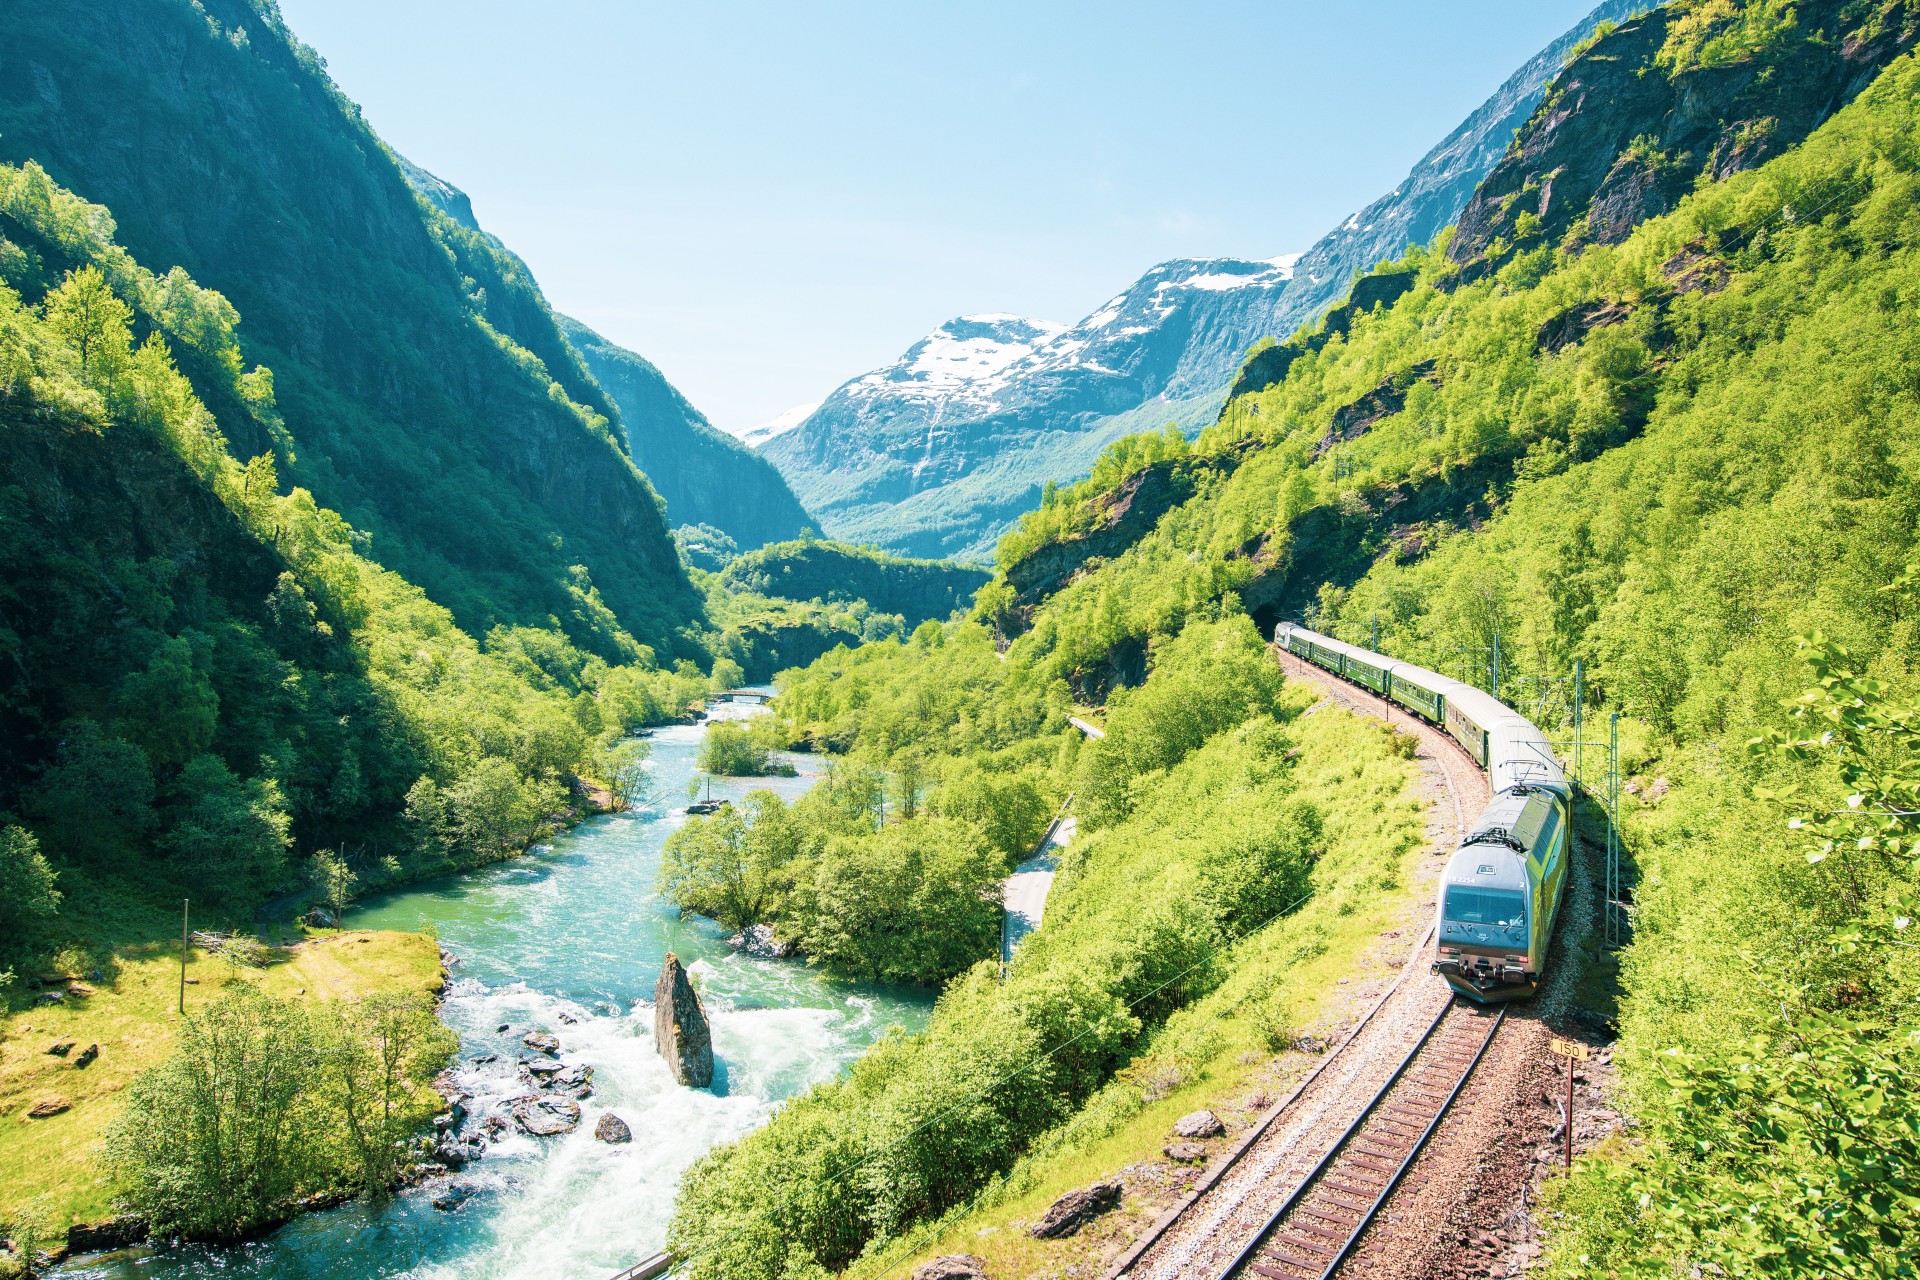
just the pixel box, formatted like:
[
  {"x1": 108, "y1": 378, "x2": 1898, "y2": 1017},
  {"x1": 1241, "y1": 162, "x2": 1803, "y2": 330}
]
[{"x1": 737, "y1": 401, "x2": 820, "y2": 449}]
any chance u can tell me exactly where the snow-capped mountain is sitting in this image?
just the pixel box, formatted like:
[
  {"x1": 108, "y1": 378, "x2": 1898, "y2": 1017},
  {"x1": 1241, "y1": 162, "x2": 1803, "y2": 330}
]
[
  {"x1": 763, "y1": 255, "x2": 1302, "y2": 558},
  {"x1": 736, "y1": 401, "x2": 822, "y2": 450},
  {"x1": 763, "y1": 1, "x2": 1640, "y2": 563}
]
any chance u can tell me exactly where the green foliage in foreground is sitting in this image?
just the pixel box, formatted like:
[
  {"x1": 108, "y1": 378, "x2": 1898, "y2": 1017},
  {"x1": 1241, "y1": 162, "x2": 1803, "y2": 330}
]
[
  {"x1": 102, "y1": 985, "x2": 454, "y2": 1241},
  {"x1": 667, "y1": 616, "x2": 1327, "y2": 1278},
  {"x1": 0, "y1": 161, "x2": 705, "y2": 956},
  {"x1": 1542, "y1": 636, "x2": 1919, "y2": 1279}
]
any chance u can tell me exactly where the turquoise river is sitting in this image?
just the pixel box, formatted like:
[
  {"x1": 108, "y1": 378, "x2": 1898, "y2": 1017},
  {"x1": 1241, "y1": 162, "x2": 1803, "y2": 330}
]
[{"x1": 59, "y1": 700, "x2": 932, "y2": 1280}]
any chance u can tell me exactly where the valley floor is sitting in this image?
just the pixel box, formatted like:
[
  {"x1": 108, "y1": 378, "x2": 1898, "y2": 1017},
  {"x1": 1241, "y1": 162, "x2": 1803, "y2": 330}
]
[{"x1": 0, "y1": 930, "x2": 443, "y2": 1237}]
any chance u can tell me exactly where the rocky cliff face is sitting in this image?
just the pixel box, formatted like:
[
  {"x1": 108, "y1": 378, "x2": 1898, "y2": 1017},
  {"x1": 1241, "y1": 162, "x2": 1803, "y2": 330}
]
[
  {"x1": 560, "y1": 317, "x2": 814, "y2": 550},
  {"x1": 764, "y1": 1, "x2": 1642, "y2": 563},
  {"x1": 0, "y1": 0, "x2": 698, "y2": 657},
  {"x1": 653, "y1": 953, "x2": 715, "y2": 1089},
  {"x1": 1447, "y1": 0, "x2": 1918, "y2": 275}
]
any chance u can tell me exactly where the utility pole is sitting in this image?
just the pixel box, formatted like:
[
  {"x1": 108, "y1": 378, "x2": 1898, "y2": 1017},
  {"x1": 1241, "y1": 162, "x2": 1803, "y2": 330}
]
[
  {"x1": 1491, "y1": 632, "x2": 1502, "y2": 701},
  {"x1": 1607, "y1": 712, "x2": 1621, "y2": 950},
  {"x1": 178, "y1": 898, "x2": 189, "y2": 1015},
  {"x1": 1573, "y1": 660, "x2": 1584, "y2": 786},
  {"x1": 1370, "y1": 613, "x2": 1378, "y2": 652}
]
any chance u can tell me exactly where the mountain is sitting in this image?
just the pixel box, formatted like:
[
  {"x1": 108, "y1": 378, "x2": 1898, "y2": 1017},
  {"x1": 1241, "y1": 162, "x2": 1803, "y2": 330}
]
[
  {"x1": 675, "y1": 10, "x2": 1920, "y2": 1276},
  {"x1": 385, "y1": 156, "x2": 815, "y2": 551},
  {"x1": 0, "y1": 0, "x2": 698, "y2": 661},
  {"x1": 1444, "y1": 0, "x2": 1918, "y2": 276},
  {"x1": 763, "y1": 0, "x2": 1644, "y2": 564},
  {"x1": 558, "y1": 316, "x2": 814, "y2": 550},
  {"x1": 738, "y1": 402, "x2": 821, "y2": 450}
]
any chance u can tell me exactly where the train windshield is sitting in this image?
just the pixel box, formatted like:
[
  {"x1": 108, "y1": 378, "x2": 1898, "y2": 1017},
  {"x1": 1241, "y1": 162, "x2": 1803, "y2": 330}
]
[{"x1": 1442, "y1": 887, "x2": 1527, "y2": 945}]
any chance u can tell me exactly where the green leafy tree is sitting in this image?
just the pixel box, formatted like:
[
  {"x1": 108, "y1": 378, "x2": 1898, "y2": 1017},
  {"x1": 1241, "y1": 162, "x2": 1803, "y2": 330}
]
[
  {"x1": 699, "y1": 721, "x2": 791, "y2": 777},
  {"x1": 593, "y1": 737, "x2": 653, "y2": 809},
  {"x1": 445, "y1": 758, "x2": 538, "y2": 861},
  {"x1": 307, "y1": 849, "x2": 358, "y2": 917},
  {"x1": 0, "y1": 826, "x2": 60, "y2": 954},
  {"x1": 786, "y1": 817, "x2": 1002, "y2": 985},
  {"x1": 658, "y1": 791, "x2": 801, "y2": 931},
  {"x1": 103, "y1": 988, "x2": 324, "y2": 1240},
  {"x1": 25, "y1": 719, "x2": 155, "y2": 864},
  {"x1": 43, "y1": 263, "x2": 131, "y2": 384},
  {"x1": 314, "y1": 994, "x2": 457, "y2": 1198},
  {"x1": 160, "y1": 756, "x2": 292, "y2": 904},
  {"x1": 114, "y1": 635, "x2": 219, "y2": 768}
]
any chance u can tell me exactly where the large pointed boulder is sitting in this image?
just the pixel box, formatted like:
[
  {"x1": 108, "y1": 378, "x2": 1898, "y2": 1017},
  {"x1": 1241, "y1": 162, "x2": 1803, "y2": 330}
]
[{"x1": 653, "y1": 952, "x2": 714, "y2": 1088}]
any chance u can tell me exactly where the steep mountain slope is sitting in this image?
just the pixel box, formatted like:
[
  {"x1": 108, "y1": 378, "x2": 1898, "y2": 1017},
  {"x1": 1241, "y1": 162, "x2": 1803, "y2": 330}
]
[
  {"x1": 559, "y1": 316, "x2": 814, "y2": 549},
  {"x1": 766, "y1": 259, "x2": 1297, "y2": 562},
  {"x1": 392, "y1": 155, "x2": 815, "y2": 550},
  {"x1": 1446, "y1": 0, "x2": 1917, "y2": 275},
  {"x1": 0, "y1": 161, "x2": 704, "y2": 961},
  {"x1": 766, "y1": 0, "x2": 1642, "y2": 563},
  {"x1": 0, "y1": 0, "x2": 698, "y2": 660},
  {"x1": 950, "y1": 9, "x2": 1920, "y2": 1274}
]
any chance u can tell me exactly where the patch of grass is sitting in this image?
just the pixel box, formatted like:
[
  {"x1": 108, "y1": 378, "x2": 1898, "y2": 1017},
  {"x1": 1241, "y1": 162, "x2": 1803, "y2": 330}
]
[
  {"x1": 0, "y1": 929, "x2": 441, "y2": 1230},
  {"x1": 845, "y1": 691, "x2": 1437, "y2": 1278}
]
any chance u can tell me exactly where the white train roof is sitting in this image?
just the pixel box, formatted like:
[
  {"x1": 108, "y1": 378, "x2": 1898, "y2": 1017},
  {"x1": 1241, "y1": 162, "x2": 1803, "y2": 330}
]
[{"x1": 1275, "y1": 622, "x2": 1569, "y2": 797}]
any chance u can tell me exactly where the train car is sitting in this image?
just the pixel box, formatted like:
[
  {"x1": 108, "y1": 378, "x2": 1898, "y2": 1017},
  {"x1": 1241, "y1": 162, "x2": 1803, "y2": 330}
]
[{"x1": 1273, "y1": 622, "x2": 1571, "y2": 1002}]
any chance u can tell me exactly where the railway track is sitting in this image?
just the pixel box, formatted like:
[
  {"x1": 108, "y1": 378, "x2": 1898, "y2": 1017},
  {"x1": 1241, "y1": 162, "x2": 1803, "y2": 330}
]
[
  {"x1": 1105, "y1": 652, "x2": 1503, "y2": 1280},
  {"x1": 1220, "y1": 998, "x2": 1505, "y2": 1280}
]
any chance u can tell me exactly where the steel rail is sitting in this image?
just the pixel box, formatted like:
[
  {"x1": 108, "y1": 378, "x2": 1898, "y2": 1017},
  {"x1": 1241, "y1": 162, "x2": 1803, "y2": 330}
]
[
  {"x1": 1216, "y1": 1000, "x2": 1506, "y2": 1280},
  {"x1": 1101, "y1": 924, "x2": 1435, "y2": 1280}
]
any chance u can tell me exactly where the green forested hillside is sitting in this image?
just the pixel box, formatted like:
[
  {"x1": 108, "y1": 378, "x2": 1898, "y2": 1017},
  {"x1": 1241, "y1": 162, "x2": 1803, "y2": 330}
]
[
  {"x1": 0, "y1": 162, "x2": 703, "y2": 973},
  {"x1": 559, "y1": 316, "x2": 815, "y2": 550},
  {"x1": 668, "y1": 616, "x2": 1426, "y2": 1278},
  {"x1": 0, "y1": 0, "x2": 700, "y2": 662},
  {"x1": 670, "y1": 8, "x2": 1920, "y2": 1276},
  {"x1": 719, "y1": 539, "x2": 990, "y2": 628}
]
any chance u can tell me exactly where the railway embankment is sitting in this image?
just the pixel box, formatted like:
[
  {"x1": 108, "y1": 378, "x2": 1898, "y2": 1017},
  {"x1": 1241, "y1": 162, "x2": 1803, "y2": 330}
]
[
  {"x1": 848, "y1": 665, "x2": 1457, "y2": 1280},
  {"x1": 869, "y1": 648, "x2": 1629, "y2": 1280}
]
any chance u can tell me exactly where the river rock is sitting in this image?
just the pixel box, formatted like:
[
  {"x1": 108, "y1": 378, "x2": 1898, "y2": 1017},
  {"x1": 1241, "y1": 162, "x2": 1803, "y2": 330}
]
[
  {"x1": 305, "y1": 906, "x2": 338, "y2": 929},
  {"x1": 726, "y1": 923, "x2": 791, "y2": 959},
  {"x1": 552, "y1": 1063, "x2": 594, "y2": 1097},
  {"x1": 73, "y1": 1043, "x2": 99, "y2": 1069},
  {"x1": 912, "y1": 1256, "x2": 987, "y2": 1280},
  {"x1": 1164, "y1": 1142, "x2": 1208, "y2": 1163},
  {"x1": 522, "y1": 1031, "x2": 560, "y2": 1055},
  {"x1": 28, "y1": 1096, "x2": 71, "y2": 1118},
  {"x1": 45, "y1": 1039, "x2": 74, "y2": 1056},
  {"x1": 1172, "y1": 1109, "x2": 1225, "y2": 1139},
  {"x1": 594, "y1": 1112, "x2": 633, "y2": 1144},
  {"x1": 653, "y1": 952, "x2": 714, "y2": 1088},
  {"x1": 432, "y1": 1137, "x2": 469, "y2": 1168},
  {"x1": 1029, "y1": 1182, "x2": 1120, "y2": 1239},
  {"x1": 65, "y1": 1215, "x2": 148, "y2": 1255},
  {"x1": 432, "y1": 1183, "x2": 476, "y2": 1212},
  {"x1": 512, "y1": 1095, "x2": 582, "y2": 1137}
]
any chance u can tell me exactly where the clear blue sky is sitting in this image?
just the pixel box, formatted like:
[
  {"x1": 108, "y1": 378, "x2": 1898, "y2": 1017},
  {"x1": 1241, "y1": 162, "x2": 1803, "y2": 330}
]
[{"x1": 276, "y1": 0, "x2": 1601, "y2": 433}]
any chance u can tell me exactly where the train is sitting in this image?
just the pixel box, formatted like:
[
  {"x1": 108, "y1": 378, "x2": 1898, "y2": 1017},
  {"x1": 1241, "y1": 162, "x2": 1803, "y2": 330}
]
[{"x1": 1273, "y1": 622, "x2": 1570, "y2": 1002}]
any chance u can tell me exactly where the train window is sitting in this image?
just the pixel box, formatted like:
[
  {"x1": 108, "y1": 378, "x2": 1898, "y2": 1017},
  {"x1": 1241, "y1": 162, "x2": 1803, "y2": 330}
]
[{"x1": 1441, "y1": 887, "x2": 1527, "y2": 944}]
